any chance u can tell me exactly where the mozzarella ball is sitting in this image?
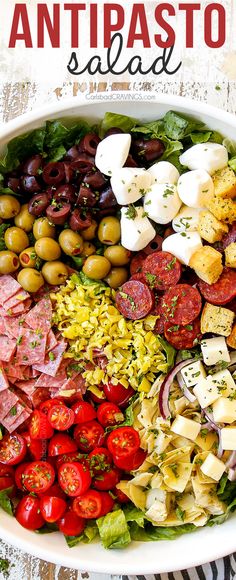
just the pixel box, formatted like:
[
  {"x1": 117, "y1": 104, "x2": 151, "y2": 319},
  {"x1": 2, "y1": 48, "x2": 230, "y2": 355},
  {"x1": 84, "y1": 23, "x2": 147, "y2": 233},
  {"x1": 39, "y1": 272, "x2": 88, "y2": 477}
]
[
  {"x1": 177, "y1": 169, "x2": 214, "y2": 208},
  {"x1": 172, "y1": 205, "x2": 203, "y2": 233},
  {"x1": 111, "y1": 167, "x2": 152, "y2": 205},
  {"x1": 95, "y1": 134, "x2": 131, "y2": 176},
  {"x1": 179, "y1": 143, "x2": 228, "y2": 175},
  {"x1": 148, "y1": 161, "x2": 180, "y2": 185},
  {"x1": 121, "y1": 206, "x2": 156, "y2": 252},
  {"x1": 143, "y1": 183, "x2": 181, "y2": 225},
  {"x1": 162, "y1": 231, "x2": 202, "y2": 265}
]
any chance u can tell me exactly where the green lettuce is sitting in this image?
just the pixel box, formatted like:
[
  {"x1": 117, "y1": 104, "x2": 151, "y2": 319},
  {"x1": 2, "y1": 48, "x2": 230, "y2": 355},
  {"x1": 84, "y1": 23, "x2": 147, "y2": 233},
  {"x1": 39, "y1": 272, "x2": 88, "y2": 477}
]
[
  {"x1": 163, "y1": 111, "x2": 204, "y2": 141},
  {"x1": 100, "y1": 112, "x2": 136, "y2": 136},
  {"x1": 0, "y1": 487, "x2": 13, "y2": 515},
  {"x1": 65, "y1": 522, "x2": 98, "y2": 547},
  {"x1": 0, "y1": 128, "x2": 46, "y2": 173},
  {"x1": 96, "y1": 509, "x2": 131, "y2": 549},
  {"x1": 129, "y1": 521, "x2": 196, "y2": 542},
  {"x1": 158, "y1": 336, "x2": 176, "y2": 370}
]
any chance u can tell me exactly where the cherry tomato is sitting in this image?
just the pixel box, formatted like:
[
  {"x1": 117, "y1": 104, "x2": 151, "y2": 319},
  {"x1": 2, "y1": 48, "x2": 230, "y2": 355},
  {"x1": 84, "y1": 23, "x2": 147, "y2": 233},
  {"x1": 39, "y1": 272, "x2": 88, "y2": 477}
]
[
  {"x1": 72, "y1": 401, "x2": 96, "y2": 424},
  {"x1": 114, "y1": 487, "x2": 130, "y2": 504},
  {"x1": 15, "y1": 462, "x2": 31, "y2": 491},
  {"x1": 58, "y1": 462, "x2": 91, "y2": 497},
  {"x1": 48, "y1": 433, "x2": 78, "y2": 456},
  {"x1": 15, "y1": 495, "x2": 44, "y2": 530},
  {"x1": 21, "y1": 431, "x2": 47, "y2": 460},
  {"x1": 99, "y1": 492, "x2": 115, "y2": 517},
  {"x1": 88, "y1": 447, "x2": 112, "y2": 476},
  {"x1": 39, "y1": 398, "x2": 64, "y2": 415},
  {"x1": 40, "y1": 496, "x2": 67, "y2": 523},
  {"x1": 56, "y1": 451, "x2": 88, "y2": 469},
  {"x1": 39, "y1": 483, "x2": 66, "y2": 500},
  {"x1": 29, "y1": 410, "x2": 54, "y2": 440},
  {"x1": 72, "y1": 490, "x2": 102, "y2": 519},
  {"x1": 0, "y1": 464, "x2": 14, "y2": 478},
  {"x1": 47, "y1": 405, "x2": 75, "y2": 431},
  {"x1": 0, "y1": 476, "x2": 15, "y2": 495},
  {"x1": 103, "y1": 382, "x2": 135, "y2": 407},
  {"x1": 74, "y1": 421, "x2": 105, "y2": 452},
  {"x1": 0, "y1": 434, "x2": 27, "y2": 466},
  {"x1": 58, "y1": 510, "x2": 85, "y2": 536},
  {"x1": 89, "y1": 385, "x2": 106, "y2": 404},
  {"x1": 22, "y1": 461, "x2": 55, "y2": 493},
  {"x1": 113, "y1": 448, "x2": 147, "y2": 471},
  {"x1": 97, "y1": 402, "x2": 124, "y2": 427},
  {"x1": 93, "y1": 467, "x2": 121, "y2": 491},
  {"x1": 107, "y1": 427, "x2": 140, "y2": 459}
]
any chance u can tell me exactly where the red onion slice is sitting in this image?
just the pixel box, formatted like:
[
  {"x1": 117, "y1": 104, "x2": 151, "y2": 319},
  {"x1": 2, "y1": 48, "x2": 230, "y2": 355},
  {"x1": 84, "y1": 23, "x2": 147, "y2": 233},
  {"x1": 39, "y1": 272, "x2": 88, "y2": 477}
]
[
  {"x1": 228, "y1": 467, "x2": 236, "y2": 481},
  {"x1": 159, "y1": 359, "x2": 193, "y2": 419},
  {"x1": 202, "y1": 410, "x2": 223, "y2": 458},
  {"x1": 225, "y1": 450, "x2": 236, "y2": 469},
  {"x1": 177, "y1": 371, "x2": 196, "y2": 403}
]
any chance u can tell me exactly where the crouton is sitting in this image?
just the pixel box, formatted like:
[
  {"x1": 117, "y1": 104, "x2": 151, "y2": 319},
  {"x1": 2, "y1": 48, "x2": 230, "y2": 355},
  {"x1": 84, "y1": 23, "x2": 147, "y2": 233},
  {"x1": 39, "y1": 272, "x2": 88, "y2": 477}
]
[
  {"x1": 225, "y1": 242, "x2": 236, "y2": 268},
  {"x1": 198, "y1": 210, "x2": 228, "y2": 243},
  {"x1": 203, "y1": 194, "x2": 236, "y2": 224},
  {"x1": 227, "y1": 323, "x2": 236, "y2": 348},
  {"x1": 189, "y1": 246, "x2": 223, "y2": 284},
  {"x1": 213, "y1": 166, "x2": 236, "y2": 199},
  {"x1": 201, "y1": 303, "x2": 235, "y2": 336}
]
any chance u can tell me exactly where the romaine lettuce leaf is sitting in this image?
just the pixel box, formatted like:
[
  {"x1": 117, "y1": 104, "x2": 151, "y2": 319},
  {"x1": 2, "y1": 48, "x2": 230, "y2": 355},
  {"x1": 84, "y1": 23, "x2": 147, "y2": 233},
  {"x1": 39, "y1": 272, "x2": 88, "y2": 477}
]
[
  {"x1": 124, "y1": 505, "x2": 145, "y2": 528},
  {"x1": 65, "y1": 522, "x2": 98, "y2": 547},
  {"x1": 158, "y1": 336, "x2": 176, "y2": 370},
  {"x1": 0, "y1": 128, "x2": 46, "y2": 173},
  {"x1": 100, "y1": 112, "x2": 136, "y2": 136},
  {"x1": 0, "y1": 487, "x2": 13, "y2": 515},
  {"x1": 96, "y1": 509, "x2": 131, "y2": 549},
  {"x1": 129, "y1": 521, "x2": 196, "y2": 541},
  {"x1": 163, "y1": 111, "x2": 204, "y2": 140}
]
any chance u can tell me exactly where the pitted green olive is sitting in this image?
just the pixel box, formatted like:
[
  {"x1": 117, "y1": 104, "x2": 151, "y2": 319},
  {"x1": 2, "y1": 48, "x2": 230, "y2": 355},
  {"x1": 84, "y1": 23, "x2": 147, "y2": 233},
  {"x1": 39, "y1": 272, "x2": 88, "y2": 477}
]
[
  {"x1": 82, "y1": 255, "x2": 111, "y2": 280},
  {"x1": 58, "y1": 230, "x2": 84, "y2": 256},
  {"x1": 14, "y1": 204, "x2": 35, "y2": 232},
  {"x1": 42, "y1": 261, "x2": 68, "y2": 285},
  {"x1": 0, "y1": 195, "x2": 21, "y2": 219},
  {"x1": 81, "y1": 220, "x2": 97, "y2": 241},
  {"x1": 35, "y1": 238, "x2": 61, "y2": 261},
  {"x1": 17, "y1": 268, "x2": 44, "y2": 293},
  {"x1": 104, "y1": 245, "x2": 130, "y2": 266},
  {"x1": 19, "y1": 247, "x2": 38, "y2": 268},
  {"x1": 4, "y1": 227, "x2": 29, "y2": 254},
  {"x1": 0, "y1": 251, "x2": 20, "y2": 274},
  {"x1": 105, "y1": 267, "x2": 128, "y2": 289},
  {"x1": 98, "y1": 216, "x2": 121, "y2": 245},
  {"x1": 33, "y1": 218, "x2": 56, "y2": 240}
]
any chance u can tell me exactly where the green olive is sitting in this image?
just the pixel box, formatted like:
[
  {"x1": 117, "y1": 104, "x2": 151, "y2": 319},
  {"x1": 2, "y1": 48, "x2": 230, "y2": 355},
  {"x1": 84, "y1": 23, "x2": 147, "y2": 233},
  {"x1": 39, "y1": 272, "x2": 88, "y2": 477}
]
[
  {"x1": 98, "y1": 216, "x2": 121, "y2": 245},
  {"x1": 19, "y1": 247, "x2": 38, "y2": 268},
  {"x1": 82, "y1": 241, "x2": 96, "y2": 257},
  {"x1": 4, "y1": 227, "x2": 29, "y2": 254},
  {"x1": 58, "y1": 230, "x2": 84, "y2": 257},
  {"x1": 105, "y1": 267, "x2": 128, "y2": 289},
  {"x1": 81, "y1": 220, "x2": 98, "y2": 241},
  {"x1": 42, "y1": 261, "x2": 69, "y2": 285},
  {"x1": 0, "y1": 195, "x2": 21, "y2": 220},
  {"x1": 17, "y1": 268, "x2": 44, "y2": 293},
  {"x1": 0, "y1": 251, "x2": 20, "y2": 274},
  {"x1": 14, "y1": 203, "x2": 35, "y2": 232},
  {"x1": 104, "y1": 245, "x2": 130, "y2": 266},
  {"x1": 33, "y1": 217, "x2": 56, "y2": 240},
  {"x1": 82, "y1": 255, "x2": 111, "y2": 280},
  {"x1": 35, "y1": 238, "x2": 61, "y2": 261}
]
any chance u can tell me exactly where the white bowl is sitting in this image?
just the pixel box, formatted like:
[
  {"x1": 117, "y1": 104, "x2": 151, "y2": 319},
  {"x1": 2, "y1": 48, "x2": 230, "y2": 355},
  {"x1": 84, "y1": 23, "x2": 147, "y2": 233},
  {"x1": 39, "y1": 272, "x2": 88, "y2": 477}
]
[{"x1": 1, "y1": 93, "x2": 236, "y2": 575}]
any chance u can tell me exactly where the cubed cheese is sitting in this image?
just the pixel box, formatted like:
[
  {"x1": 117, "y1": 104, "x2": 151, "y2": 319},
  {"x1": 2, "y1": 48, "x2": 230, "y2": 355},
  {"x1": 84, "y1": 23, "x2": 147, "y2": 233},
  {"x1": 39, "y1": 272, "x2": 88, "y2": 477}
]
[
  {"x1": 181, "y1": 360, "x2": 206, "y2": 388},
  {"x1": 201, "y1": 337, "x2": 230, "y2": 366},
  {"x1": 198, "y1": 210, "x2": 228, "y2": 243},
  {"x1": 110, "y1": 167, "x2": 152, "y2": 205},
  {"x1": 172, "y1": 205, "x2": 203, "y2": 233},
  {"x1": 95, "y1": 133, "x2": 131, "y2": 176},
  {"x1": 200, "y1": 453, "x2": 225, "y2": 481},
  {"x1": 143, "y1": 183, "x2": 181, "y2": 224},
  {"x1": 213, "y1": 397, "x2": 236, "y2": 424},
  {"x1": 177, "y1": 169, "x2": 214, "y2": 208},
  {"x1": 200, "y1": 303, "x2": 235, "y2": 336},
  {"x1": 171, "y1": 415, "x2": 201, "y2": 441},
  {"x1": 193, "y1": 377, "x2": 221, "y2": 408},
  {"x1": 162, "y1": 232, "x2": 202, "y2": 266},
  {"x1": 225, "y1": 243, "x2": 236, "y2": 268},
  {"x1": 148, "y1": 161, "x2": 180, "y2": 185},
  {"x1": 179, "y1": 143, "x2": 228, "y2": 175},
  {"x1": 120, "y1": 206, "x2": 156, "y2": 252},
  {"x1": 221, "y1": 427, "x2": 236, "y2": 450},
  {"x1": 210, "y1": 369, "x2": 236, "y2": 397},
  {"x1": 189, "y1": 245, "x2": 223, "y2": 285}
]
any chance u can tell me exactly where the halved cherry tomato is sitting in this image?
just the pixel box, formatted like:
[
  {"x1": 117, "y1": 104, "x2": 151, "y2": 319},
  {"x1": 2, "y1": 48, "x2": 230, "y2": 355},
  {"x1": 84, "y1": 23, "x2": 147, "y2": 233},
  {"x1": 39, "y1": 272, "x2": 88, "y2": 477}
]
[
  {"x1": 0, "y1": 434, "x2": 27, "y2": 466},
  {"x1": 114, "y1": 487, "x2": 130, "y2": 504},
  {"x1": 39, "y1": 483, "x2": 66, "y2": 500},
  {"x1": 88, "y1": 447, "x2": 112, "y2": 476},
  {"x1": 107, "y1": 427, "x2": 140, "y2": 458},
  {"x1": 74, "y1": 421, "x2": 105, "y2": 452},
  {"x1": 97, "y1": 402, "x2": 124, "y2": 427},
  {"x1": 22, "y1": 461, "x2": 55, "y2": 493},
  {"x1": 58, "y1": 510, "x2": 85, "y2": 536},
  {"x1": 15, "y1": 495, "x2": 44, "y2": 530},
  {"x1": 72, "y1": 401, "x2": 96, "y2": 424},
  {"x1": 21, "y1": 431, "x2": 47, "y2": 460},
  {"x1": 47, "y1": 405, "x2": 75, "y2": 431},
  {"x1": 0, "y1": 476, "x2": 15, "y2": 496},
  {"x1": 113, "y1": 448, "x2": 147, "y2": 471},
  {"x1": 89, "y1": 385, "x2": 106, "y2": 404},
  {"x1": 15, "y1": 462, "x2": 31, "y2": 491},
  {"x1": 29, "y1": 410, "x2": 54, "y2": 440},
  {"x1": 56, "y1": 451, "x2": 88, "y2": 469},
  {"x1": 48, "y1": 433, "x2": 78, "y2": 456},
  {"x1": 58, "y1": 462, "x2": 91, "y2": 497},
  {"x1": 93, "y1": 467, "x2": 121, "y2": 491},
  {"x1": 0, "y1": 464, "x2": 14, "y2": 478},
  {"x1": 103, "y1": 382, "x2": 135, "y2": 407},
  {"x1": 39, "y1": 398, "x2": 64, "y2": 416},
  {"x1": 40, "y1": 495, "x2": 67, "y2": 523},
  {"x1": 72, "y1": 490, "x2": 102, "y2": 519},
  {"x1": 99, "y1": 491, "x2": 115, "y2": 517}
]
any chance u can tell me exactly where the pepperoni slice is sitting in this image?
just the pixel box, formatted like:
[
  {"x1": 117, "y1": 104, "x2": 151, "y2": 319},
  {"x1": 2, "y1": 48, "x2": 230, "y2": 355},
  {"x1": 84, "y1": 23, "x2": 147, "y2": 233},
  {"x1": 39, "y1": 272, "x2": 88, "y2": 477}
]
[
  {"x1": 198, "y1": 268, "x2": 236, "y2": 305},
  {"x1": 115, "y1": 281, "x2": 154, "y2": 320},
  {"x1": 130, "y1": 273, "x2": 146, "y2": 283},
  {"x1": 152, "y1": 296, "x2": 166, "y2": 334},
  {"x1": 222, "y1": 223, "x2": 236, "y2": 249},
  {"x1": 130, "y1": 252, "x2": 146, "y2": 275},
  {"x1": 162, "y1": 284, "x2": 202, "y2": 325},
  {"x1": 142, "y1": 251, "x2": 182, "y2": 290},
  {"x1": 164, "y1": 318, "x2": 202, "y2": 350}
]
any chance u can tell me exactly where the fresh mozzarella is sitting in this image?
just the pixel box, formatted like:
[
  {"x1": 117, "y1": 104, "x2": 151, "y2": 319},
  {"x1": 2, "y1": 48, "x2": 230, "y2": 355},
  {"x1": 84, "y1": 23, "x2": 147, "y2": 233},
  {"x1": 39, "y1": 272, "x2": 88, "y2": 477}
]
[
  {"x1": 221, "y1": 427, "x2": 236, "y2": 450},
  {"x1": 200, "y1": 453, "x2": 225, "y2": 482},
  {"x1": 200, "y1": 337, "x2": 230, "y2": 366},
  {"x1": 179, "y1": 143, "x2": 228, "y2": 175},
  {"x1": 177, "y1": 170, "x2": 214, "y2": 208},
  {"x1": 143, "y1": 183, "x2": 181, "y2": 224},
  {"x1": 148, "y1": 161, "x2": 180, "y2": 185},
  {"x1": 172, "y1": 205, "x2": 203, "y2": 232},
  {"x1": 95, "y1": 133, "x2": 131, "y2": 176},
  {"x1": 162, "y1": 231, "x2": 202, "y2": 265},
  {"x1": 120, "y1": 206, "x2": 156, "y2": 252},
  {"x1": 181, "y1": 360, "x2": 206, "y2": 388},
  {"x1": 193, "y1": 377, "x2": 221, "y2": 408},
  {"x1": 171, "y1": 415, "x2": 201, "y2": 441},
  {"x1": 213, "y1": 397, "x2": 236, "y2": 424},
  {"x1": 110, "y1": 167, "x2": 152, "y2": 205},
  {"x1": 208, "y1": 369, "x2": 236, "y2": 398}
]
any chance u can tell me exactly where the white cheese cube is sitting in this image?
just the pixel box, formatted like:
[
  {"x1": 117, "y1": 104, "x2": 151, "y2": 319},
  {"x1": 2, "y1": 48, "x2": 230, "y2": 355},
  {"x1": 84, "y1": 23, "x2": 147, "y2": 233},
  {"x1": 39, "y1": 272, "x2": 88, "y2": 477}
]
[
  {"x1": 110, "y1": 167, "x2": 152, "y2": 205},
  {"x1": 201, "y1": 337, "x2": 230, "y2": 366},
  {"x1": 177, "y1": 170, "x2": 214, "y2": 208},
  {"x1": 120, "y1": 206, "x2": 156, "y2": 252},
  {"x1": 221, "y1": 427, "x2": 236, "y2": 450},
  {"x1": 213, "y1": 397, "x2": 236, "y2": 424},
  {"x1": 95, "y1": 133, "x2": 131, "y2": 176},
  {"x1": 143, "y1": 183, "x2": 181, "y2": 225},
  {"x1": 179, "y1": 143, "x2": 228, "y2": 175},
  {"x1": 171, "y1": 415, "x2": 201, "y2": 441},
  {"x1": 200, "y1": 452, "x2": 225, "y2": 482},
  {"x1": 193, "y1": 377, "x2": 221, "y2": 408},
  {"x1": 210, "y1": 369, "x2": 236, "y2": 398},
  {"x1": 162, "y1": 232, "x2": 202, "y2": 266},
  {"x1": 148, "y1": 161, "x2": 180, "y2": 185},
  {"x1": 172, "y1": 205, "x2": 203, "y2": 233},
  {"x1": 181, "y1": 360, "x2": 206, "y2": 388}
]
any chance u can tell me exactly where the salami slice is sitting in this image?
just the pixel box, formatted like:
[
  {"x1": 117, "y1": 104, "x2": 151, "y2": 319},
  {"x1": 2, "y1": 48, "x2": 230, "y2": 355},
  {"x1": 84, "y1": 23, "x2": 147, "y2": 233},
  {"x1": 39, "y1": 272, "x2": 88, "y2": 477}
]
[
  {"x1": 0, "y1": 275, "x2": 21, "y2": 305},
  {"x1": 152, "y1": 296, "x2": 166, "y2": 334},
  {"x1": 31, "y1": 387, "x2": 51, "y2": 408},
  {"x1": 16, "y1": 380, "x2": 37, "y2": 396},
  {"x1": 162, "y1": 284, "x2": 202, "y2": 325},
  {"x1": 116, "y1": 280, "x2": 155, "y2": 320},
  {"x1": 3, "y1": 316, "x2": 26, "y2": 339},
  {"x1": 130, "y1": 251, "x2": 147, "y2": 275},
  {"x1": 130, "y1": 273, "x2": 146, "y2": 283},
  {"x1": 15, "y1": 328, "x2": 47, "y2": 366},
  {"x1": 0, "y1": 319, "x2": 6, "y2": 334},
  {"x1": 0, "y1": 365, "x2": 10, "y2": 392},
  {"x1": 5, "y1": 364, "x2": 29, "y2": 381},
  {"x1": 46, "y1": 329, "x2": 57, "y2": 352},
  {"x1": 143, "y1": 251, "x2": 182, "y2": 290},
  {"x1": 222, "y1": 223, "x2": 236, "y2": 249},
  {"x1": 164, "y1": 318, "x2": 202, "y2": 350},
  {"x1": 1, "y1": 402, "x2": 28, "y2": 431},
  {"x1": 32, "y1": 340, "x2": 67, "y2": 377},
  {"x1": 24, "y1": 297, "x2": 52, "y2": 333},
  {"x1": 0, "y1": 335, "x2": 17, "y2": 362},
  {"x1": 199, "y1": 268, "x2": 236, "y2": 305},
  {"x1": 3, "y1": 290, "x2": 30, "y2": 312},
  {"x1": 0, "y1": 390, "x2": 18, "y2": 421},
  {"x1": 3, "y1": 407, "x2": 31, "y2": 433}
]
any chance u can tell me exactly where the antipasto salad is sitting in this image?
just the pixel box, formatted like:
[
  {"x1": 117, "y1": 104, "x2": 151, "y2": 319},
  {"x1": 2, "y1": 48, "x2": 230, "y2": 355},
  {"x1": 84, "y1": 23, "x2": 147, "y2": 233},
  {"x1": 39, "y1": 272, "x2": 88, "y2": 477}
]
[{"x1": 1, "y1": 110, "x2": 236, "y2": 550}]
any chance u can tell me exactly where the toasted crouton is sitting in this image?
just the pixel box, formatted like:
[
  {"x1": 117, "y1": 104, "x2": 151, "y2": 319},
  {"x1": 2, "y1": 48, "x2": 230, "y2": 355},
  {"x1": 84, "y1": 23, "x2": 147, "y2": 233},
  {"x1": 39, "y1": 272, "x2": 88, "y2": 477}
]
[
  {"x1": 189, "y1": 246, "x2": 223, "y2": 284},
  {"x1": 227, "y1": 323, "x2": 236, "y2": 348},
  {"x1": 201, "y1": 303, "x2": 235, "y2": 336},
  {"x1": 203, "y1": 194, "x2": 236, "y2": 224},
  {"x1": 225, "y1": 242, "x2": 236, "y2": 268},
  {"x1": 198, "y1": 210, "x2": 228, "y2": 243},
  {"x1": 212, "y1": 166, "x2": 236, "y2": 199}
]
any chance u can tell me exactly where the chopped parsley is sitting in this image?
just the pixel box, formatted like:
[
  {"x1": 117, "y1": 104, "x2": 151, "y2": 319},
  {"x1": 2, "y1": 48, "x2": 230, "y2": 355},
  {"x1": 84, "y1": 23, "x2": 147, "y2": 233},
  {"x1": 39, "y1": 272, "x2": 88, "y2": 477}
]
[
  {"x1": 145, "y1": 272, "x2": 156, "y2": 288},
  {"x1": 49, "y1": 352, "x2": 55, "y2": 361},
  {"x1": 125, "y1": 205, "x2": 137, "y2": 220}
]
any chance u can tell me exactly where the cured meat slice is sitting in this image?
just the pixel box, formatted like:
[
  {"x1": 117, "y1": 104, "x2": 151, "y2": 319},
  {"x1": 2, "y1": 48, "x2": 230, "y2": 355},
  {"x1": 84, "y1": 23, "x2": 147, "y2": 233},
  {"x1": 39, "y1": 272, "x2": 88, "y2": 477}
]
[
  {"x1": 24, "y1": 297, "x2": 52, "y2": 333},
  {"x1": 143, "y1": 251, "x2": 182, "y2": 290},
  {"x1": 130, "y1": 251, "x2": 146, "y2": 275},
  {"x1": 199, "y1": 268, "x2": 236, "y2": 305},
  {"x1": 16, "y1": 380, "x2": 37, "y2": 396},
  {"x1": 162, "y1": 284, "x2": 202, "y2": 325},
  {"x1": 116, "y1": 281, "x2": 154, "y2": 320},
  {"x1": 164, "y1": 318, "x2": 202, "y2": 350},
  {"x1": 152, "y1": 296, "x2": 166, "y2": 334},
  {"x1": 32, "y1": 340, "x2": 67, "y2": 377},
  {"x1": 46, "y1": 329, "x2": 57, "y2": 352},
  {"x1": 222, "y1": 223, "x2": 236, "y2": 249},
  {"x1": 0, "y1": 275, "x2": 21, "y2": 305},
  {"x1": 15, "y1": 328, "x2": 47, "y2": 366},
  {"x1": 0, "y1": 390, "x2": 18, "y2": 421},
  {"x1": 0, "y1": 335, "x2": 17, "y2": 362},
  {"x1": 31, "y1": 387, "x2": 51, "y2": 408},
  {"x1": 0, "y1": 365, "x2": 10, "y2": 392},
  {"x1": 3, "y1": 316, "x2": 26, "y2": 339},
  {"x1": 2, "y1": 406, "x2": 31, "y2": 433},
  {"x1": 5, "y1": 364, "x2": 29, "y2": 381},
  {"x1": 0, "y1": 319, "x2": 6, "y2": 334},
  {"x1": 9, "y1": 298, "x2": 32, "y2": 316},
  {"x1": 3, "y1": 290, "x2": 30, "y2": 311}
]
